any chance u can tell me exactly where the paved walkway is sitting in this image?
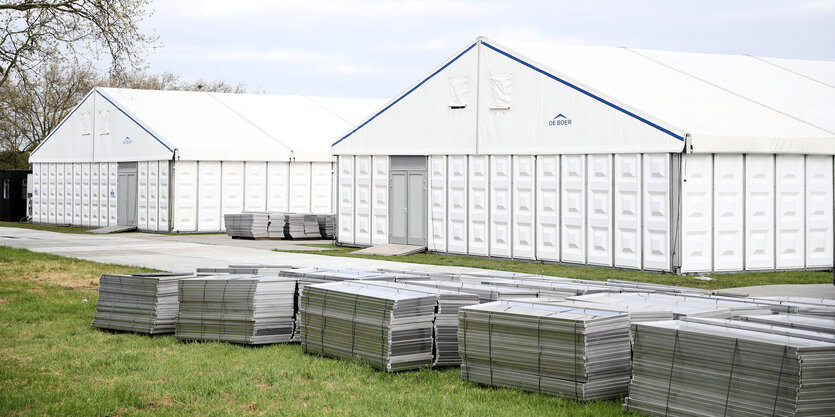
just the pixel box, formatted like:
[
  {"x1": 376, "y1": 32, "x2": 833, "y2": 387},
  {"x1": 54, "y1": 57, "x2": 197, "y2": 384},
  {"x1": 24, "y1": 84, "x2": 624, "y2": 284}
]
[{"x1": 2, "y1": 226, "x2": 833, "y2": 299}]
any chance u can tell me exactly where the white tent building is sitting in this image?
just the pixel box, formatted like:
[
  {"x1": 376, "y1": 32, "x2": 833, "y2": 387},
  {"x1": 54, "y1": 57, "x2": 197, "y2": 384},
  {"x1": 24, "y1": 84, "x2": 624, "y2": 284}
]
[
  {"x1": 332, "y1": 37, "x2": 835, "y2": 274},
  {"x1": 29, "y1": 87, "x2": 385, "y2": 232}
]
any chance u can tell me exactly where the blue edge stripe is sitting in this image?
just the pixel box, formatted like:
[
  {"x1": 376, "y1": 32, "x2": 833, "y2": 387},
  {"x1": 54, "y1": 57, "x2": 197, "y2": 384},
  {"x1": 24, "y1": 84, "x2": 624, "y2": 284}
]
[
  {"x1": 333, "y1": 40, "x2": 683, "y2": 146},
  {"x1": 31, "y1": 90, "x2": 174, "y2": 157}
]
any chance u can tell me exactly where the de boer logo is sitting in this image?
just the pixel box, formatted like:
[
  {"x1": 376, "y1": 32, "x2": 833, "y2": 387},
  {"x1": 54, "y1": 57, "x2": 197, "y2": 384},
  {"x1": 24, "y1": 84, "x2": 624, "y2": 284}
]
[
  {"x1": 122, "y1": 136, "x2": 132, "y2": 145},
  {"x1": 548, "y1": 114, "x2": 572, "y2": 126}
]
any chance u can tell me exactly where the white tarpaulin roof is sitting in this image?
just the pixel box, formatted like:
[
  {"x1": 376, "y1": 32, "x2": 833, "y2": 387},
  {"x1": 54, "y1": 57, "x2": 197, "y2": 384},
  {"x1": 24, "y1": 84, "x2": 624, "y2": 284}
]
[{"x1": 30, "y1": 87, "x2": 386, "y2": 163}]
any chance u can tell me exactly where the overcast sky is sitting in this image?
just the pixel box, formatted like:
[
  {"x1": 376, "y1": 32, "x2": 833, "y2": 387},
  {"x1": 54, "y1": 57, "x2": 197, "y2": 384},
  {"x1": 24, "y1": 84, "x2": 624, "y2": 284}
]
[{"x1": 141, "y1": 0, "x2": 835, "y2": 98}]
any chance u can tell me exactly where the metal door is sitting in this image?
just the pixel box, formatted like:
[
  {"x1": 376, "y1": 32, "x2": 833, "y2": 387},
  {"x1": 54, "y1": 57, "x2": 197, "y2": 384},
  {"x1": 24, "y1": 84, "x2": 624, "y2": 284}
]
[
  {"x1": 118, "y1": 162, "x2": 138, "y2": 226},
  {"x1": 389, "y1": 156, "x2": 426, "y2": 246}
]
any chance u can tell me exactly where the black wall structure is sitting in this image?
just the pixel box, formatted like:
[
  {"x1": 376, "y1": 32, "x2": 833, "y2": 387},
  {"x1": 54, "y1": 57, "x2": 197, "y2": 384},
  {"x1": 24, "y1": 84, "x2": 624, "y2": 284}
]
[{"x1": 0, "y1": 170, "x2": 30, "y2": 221}]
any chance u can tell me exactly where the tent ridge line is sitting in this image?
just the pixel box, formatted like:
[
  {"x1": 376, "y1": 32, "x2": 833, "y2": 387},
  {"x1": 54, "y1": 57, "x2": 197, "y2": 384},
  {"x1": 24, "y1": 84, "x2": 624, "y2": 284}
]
[
  {"x1": 30, "y1": 90, "x2": 96, "y2": 158},
  {"x1": 481, "y1": 41, "x2": 685, "y2": 142},
  {"x1": 745, "y1": 54, "x2": 835, "y2": 90},
  {"x1": 332, "y1": 40, "x2": 480, "y2": 147},
  {"x1": 205, "y1": 92, "x2": 294, "y2": 156},
  {"x1": 95, "y1": 90, "x2": 176, "y2": 154},
  {"x1": 304, "y1": 96, "x2": 353, "y2": 125}
]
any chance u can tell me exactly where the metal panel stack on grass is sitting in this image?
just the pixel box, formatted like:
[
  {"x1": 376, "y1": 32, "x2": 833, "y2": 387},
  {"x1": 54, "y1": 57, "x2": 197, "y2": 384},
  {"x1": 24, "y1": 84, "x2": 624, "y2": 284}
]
[
  {"x1": 458, "y1": 300, "x2": 633, "y2": 401},
  {"x1": 624, "y1": 320, "x2": 835, "y2": 416},
  {"x1": 92, "y1": 273, "x2": 196, "y2": 334}
]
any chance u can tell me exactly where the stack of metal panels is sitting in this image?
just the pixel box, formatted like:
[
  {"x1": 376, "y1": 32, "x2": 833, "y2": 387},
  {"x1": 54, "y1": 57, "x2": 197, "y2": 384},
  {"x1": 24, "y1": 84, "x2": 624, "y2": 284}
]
[
  {"x1": 92, "y1": 273, "x2": 196, "y2": 334},
  {"x1": 570, "y1": 292, "x2": 772, "y2": 318},
  {"x1": 302, "y1": 214, "x2": 321, "y2": 238},
  {"x1": 224, "y1": 212, "x2": 271, "y2": 238},
  {"x1": 487, "y1": 278, "x2": 630, "y2": 298},
  {"x1": 300, "y1": 281, "x2": 438, "y2": 372},
  {"x1": 516, "y1": 297, "x2": 675, "y2": 323},
  {"x1": 625, "y1": 320, "x2": 835, "y2": 416},
  {"x1": 458, "y1": 300, "x2": 633, "y2": 401},
  {"x1": 405, "y1": 280, "x2": 538, "y2": 302},
  {"x1": 196, "y1": 265, "x2": 294, "y2": 275},
  {"x1": 682, "y1": 317, "x2": 835, "y2": 343},
  {"x1": 739, "y1": 314, "x2": 835, "y2": 335},
  {"x1": 175, "y1": 275, "x2": 297, "y2": 344},
  {"x1": 317, "y1": 214, "x2": 335, "y2": 238},
  {"x1": 280, "y1": 213, "x2": 306, "y2": 238}
]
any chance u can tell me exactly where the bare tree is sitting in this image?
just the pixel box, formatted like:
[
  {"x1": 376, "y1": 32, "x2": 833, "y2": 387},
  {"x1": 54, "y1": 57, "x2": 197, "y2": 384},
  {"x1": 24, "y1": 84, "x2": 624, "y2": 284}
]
[{"x1": 0, "y1": 0, "x2": 156, "y2": 87}]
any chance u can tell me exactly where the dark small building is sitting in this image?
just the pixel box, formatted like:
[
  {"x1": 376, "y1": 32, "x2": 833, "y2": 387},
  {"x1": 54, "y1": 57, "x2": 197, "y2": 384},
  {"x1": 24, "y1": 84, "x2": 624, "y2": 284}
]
[{"x1": 0, "y1": 169, "x2": 30, "y2": 222}]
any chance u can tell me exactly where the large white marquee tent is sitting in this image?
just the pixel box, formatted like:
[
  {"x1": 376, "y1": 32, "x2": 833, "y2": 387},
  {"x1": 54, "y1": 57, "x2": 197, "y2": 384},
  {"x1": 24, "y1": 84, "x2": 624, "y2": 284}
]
[
  {"x1": 29, "y1": 87, "x2": 385, "y2": 232},
  {"x1": 332, "y1": 37, "x2": 835, "y2": 274}
]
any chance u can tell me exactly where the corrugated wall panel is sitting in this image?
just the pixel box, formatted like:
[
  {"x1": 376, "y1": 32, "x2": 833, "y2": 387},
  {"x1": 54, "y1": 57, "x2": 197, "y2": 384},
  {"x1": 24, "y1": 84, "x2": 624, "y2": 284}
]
[
  {"x1": 47, "y1": 163, "x2": 56, "y2": 224},
  {"x1": 31, "y1": 164, "x2": 41, "y2": 223},
  {"x1": 561, "y1": 155, "x2": 585, "y2": 264},
  {"x1": 371, "y1": 156, "x2": 389, "y2": 245},
  {"x1": 338, "y1": 156, "x2": 355, "y2": 244},
  {"x1": 681, "y1": 154, "x2": 713, "y2": 273},
  {"x1": 614, "y1": 154, "x2": 642, "y2": 269},
  {"x1": 137, "y1": 162, "x2": 148, "y2": 229},
  {"x1": 266, "y1": 162, "x2": 289, "y2": 212},
  {"x1": 447, "y1": 155, "x2": 468, "y2": 254},
  {"x1": 643, "y1": 154, "x2": 670, "y2": 271},
  {"x1": 587, "y1": 154, "x2": 613, "y2": 266},
  {"x1": 512, "y1": 156, "x2": 536, "y2": 260},
  {"x1": 99, "y1": 163, "x2": 109, "y2": 226},
  {"x1": 354, "y1": 156, "x2": 372, "y2": 246},
  {"x1": 428, "y1": 156, "x2": 447, "y2": 253},
  {"x1": 311, "y1": 162, "x2": 333, "y2": 214},
  {"x1": 489, "y1": 155, "x2": 511, "y2": 257},
  {"x1": 173, "y1": 161, "x2": 197, "y2": 232},
  {"x1": 197, "y1": 161, "x2": 222, "y2": 231},
  {"x1": 90, "y1": 163, "x2": 100, "y2": 227},
  {"x1": 469, "y1": 155, "x2": 489, "y2": 256},
  {"x1": 221, "y1": 161, "x2": 245, "y2": 227},
  {"x1": 81, "y1": 163, "x2": 91, "y2": 226},
  {"x1": 290, "y1": 162, "x2": 312, "y2": 213},
  {"x1": 108, "y1": 163, "x2": 118, "y2": 226},
  {"x1": 775, "y1": 154, "x2": 805, "y2": 269},
  {"x1": 56, "y1": 164, "x2": 65, "y2": 224},
  {"x1": 745, "y1": 154, "x2": 775, "y2": 270},
  {"x1": 806, "y1": 155, "x2": 833, "y2": 268},
  {"x1": 244, "y1": 162, "x2": 267, "y2": 212},
  {"x1": 158, "y1": 161, "x2": 169, "y2": 231},
  {"x1": 64, "y1": 163, "x2": 73, "y2": 224},
  {"x1": 713, "y1": 155, "x2": 744, "y2": 272},
  {"x1": 73, "y1": 164, "x2": 82, "y2": 225},
  {"x1": 535, "y1": 155, "x2": 559, "y2": 262},
  {"x1": 147, "y1": 161, "x2": 158, "y2": 230}
]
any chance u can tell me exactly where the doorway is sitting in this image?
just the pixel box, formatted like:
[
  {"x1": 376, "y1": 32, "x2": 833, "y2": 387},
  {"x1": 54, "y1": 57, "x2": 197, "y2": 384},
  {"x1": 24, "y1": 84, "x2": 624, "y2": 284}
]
[
  {"x1": 389, "y1": 156, "x2": 426, "y2": 246},
  {"x1": 117, "y1": 162, "x2": 138, "y2": 226}
]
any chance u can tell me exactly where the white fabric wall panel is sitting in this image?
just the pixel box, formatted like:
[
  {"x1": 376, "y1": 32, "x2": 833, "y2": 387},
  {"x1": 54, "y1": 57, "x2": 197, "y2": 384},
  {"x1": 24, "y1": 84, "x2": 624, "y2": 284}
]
[
  {"x1": 745, "y1": 155, "x2": 775, "y2": 270},
  {"x1": 197, "y1": 161, "x2": 222, "y2": 232},
  {"x1": 81, "y1": 163, "x2": 91, "y2": 226},
  {"x1": 266, "y1": 162, "x2": 289, "y2": 212},
  {"x1": 587, "y1": 155, "x2": 613, "y2": 266},
  {"x1": 353, "y1": 156, "x2": 372, "y2": 246},
  {"x1": 147, "y1": 161, "x2": 159, "y2": 230},
  {"x1": 775, "y1": 155, "x2": 805, "y2": 269},
  {"x1": 73, "y1": 164, "x2": 82, "y2": 225},
  {"x1": 681, "y1": 154, "x2": 713, "y2": 272},
  {"x1": 614, "y1": 154, "x2": 642, "y2": 269},
  {"x1": 56, "y1": 164, "x2": 65, "y2": 224},
  {"x1": 244, "y1": 162, "x2": 267, "y2": 212},
  {"x1": 108, "y1": 163, "x2": 118, "y2": 226},
  {"x1": 561, "y1": 155, "x2": 586, "y2": 264},
  {"x1": 371, "y1": 156, "x2": 389, "y2": 245},
  {"x1": 311, "y1": 162, "x2": 333, "y2": 214},
  {"x1": 158, "y1": 161, "x2": 169, "y2": 231},
  {"x1": 512, "y1": 156, "x2": 536, "y2": 259},
  {"x1": 173, "y1": 161, "x2": 197, "y2": 232},
  {"x1": 221, "y1": 161, "x2": 244, "y2": 226},
  {"x1": 447, "y1": 155, "x2": 468, "y2": 254},
  {"x1": 99, "y1": 163, "x2": 109, "y2": 226},
  {"x1": 31, "y1": 164, "x2": 41, "y2": 223},
  {"x1": 428, "y1": 156, "x2": 447, "y2": 253},
  {"x1": 468, "y1": 155, "x2": 489, "y2": 256},
  {"x1": 713, "y1": 155, "x2": 744, "y2": 271},
  {"x1": 47, "y1": 163, "x2": 56, "y2": 224},
  {"x1": 137, "y1": 161, "x2": 148, "y2": 229},
  {"x1": 489, "y1": 155, "x2": 511, "y2": 257},
  {"x1": 64, "y1": 163, "x2": 73, "y2": 224},
  {"x1": 535, "y1": 155, "x2": 560, "y2": 262},
  {"x1": 338, "y1": 156, "x2": 355, "y2": 244},
  {"x1": 90, "y1": 163, "x2": 101, "y2": 226},
  {"x1": 806, "y1": 155, "x2": 833, "y2": 267},
  {"x1": 642, "y1": 154, "x2": 671, "y2": 271},
  {"x1": 289, "y1": 162, "x2": 312, "y2": 213}
]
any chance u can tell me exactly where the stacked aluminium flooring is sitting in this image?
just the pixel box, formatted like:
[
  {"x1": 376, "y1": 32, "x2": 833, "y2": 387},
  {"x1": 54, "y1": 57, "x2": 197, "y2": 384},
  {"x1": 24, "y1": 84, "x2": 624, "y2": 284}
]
[
  {"x1": 224, "y1": 212, "x2": 271, "y2": 238},
  {"x1": 458, "y1": 300, "x2": 633, "y2": 400},
  {"x1": 92, "y1": 273, "x2": 196, "y2": 334}
]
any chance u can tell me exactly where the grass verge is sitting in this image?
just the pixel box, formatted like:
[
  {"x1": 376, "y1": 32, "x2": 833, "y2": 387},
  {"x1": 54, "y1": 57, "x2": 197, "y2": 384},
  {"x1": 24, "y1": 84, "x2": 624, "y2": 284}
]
[
  {"x1": 282, "y1": 244, "x2": 833, "y2": 290},
  {"x1": 0, "y1": 220, "x2": 94, "y2": 234},
  {"x1": 0, "y1": 245, "x2": 625, "y2": 416}
]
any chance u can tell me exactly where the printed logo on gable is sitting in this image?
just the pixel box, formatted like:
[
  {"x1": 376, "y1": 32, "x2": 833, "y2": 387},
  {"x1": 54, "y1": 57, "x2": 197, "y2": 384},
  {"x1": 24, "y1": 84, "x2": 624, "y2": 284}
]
[
  {"x1": 548, "y1": 114, "x2": 572, "y2": 126},
  {"x1": 122, "y1": 136, "x2": 132, "y2": 145}
]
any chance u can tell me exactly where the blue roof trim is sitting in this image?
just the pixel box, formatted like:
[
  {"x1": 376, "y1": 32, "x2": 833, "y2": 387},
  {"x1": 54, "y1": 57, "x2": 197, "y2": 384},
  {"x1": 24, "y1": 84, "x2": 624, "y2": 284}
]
[
  {"x1": 30, "y1": 90, "x2": 94, "y2": 156},
  {"x1": 333, "y1": 41, "x2": 478, "y2": 147},
  {"x1": 96, "y1": 91, "x2": 175, "y2": 153},
  {"x1": 482, "y1": 41, "x2": 685, "y2": 141}
]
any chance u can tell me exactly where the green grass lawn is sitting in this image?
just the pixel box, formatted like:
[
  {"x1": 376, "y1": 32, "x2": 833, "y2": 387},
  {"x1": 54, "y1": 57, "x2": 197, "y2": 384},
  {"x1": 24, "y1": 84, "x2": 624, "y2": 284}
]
[
  {"x1": 284, "y1": 244, "x2": 833, "y2": 291},
  {"x1": 0, "y1": 246, "x2": 626, "y2": 416},
  {"x1": 0, "y1": 220, "x2": 95, "y2": 234}
]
